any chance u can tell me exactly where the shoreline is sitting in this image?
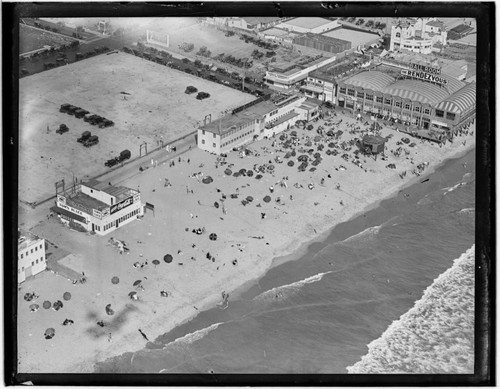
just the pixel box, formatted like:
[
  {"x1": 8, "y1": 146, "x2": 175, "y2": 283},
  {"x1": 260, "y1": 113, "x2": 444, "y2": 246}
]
[{"x1": 18, "y1": 110, "x2": 476, "y2": 373}]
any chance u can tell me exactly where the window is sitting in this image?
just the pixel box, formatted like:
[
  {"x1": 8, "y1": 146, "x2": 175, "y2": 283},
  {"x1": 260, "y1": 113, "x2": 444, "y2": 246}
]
[
  {"x1": 366, "y1": 94, "x2": 373, "y2": 101},
  {"x1": 435, "y1": 109, "x2": 444, "y2": 117},
  {"x1": 40, "y1": 244, "x2": 43, "y2": 249},
  {"x1": 20, "y1": 253, "x2": 23, "y2": 259},
  {"x1": 446, "y1": 112, "x2": 456, "y2": 120},
  {"x1": 404, "y1": 103, "x2": 411, "y2": 110},
  {"x1": 202, "y1": 139, "x2": 205, "y2": 144},
  {"x1": 213, "y1": 133, "x2": 216, "y2": 138},
  {"x1": 357, "y1": 92, "x2": 364, "y2": 99},
  {"x1": 376, "y1": 96, "x2": 383, "y2": 103},
  {"x1": 36, "y1": 259, "x2": 39, "y2": 264},
  {"x1": 213, "y1": 143, "x2": 216, "y2": 148},
  {"x1": 202, "y1": 130, "x2": 205, "y2": 135},
  {"x1": 31, "y1": 249, "x2": 33, "y2": 254},
  {"x1": 384, "y1": 98, "x2": 391, "y2": 105},
  {"x1": 32, "y1": 262, "x2": 34, "y2": 266},
  {"x1": 395, "y1": 101, "x2": 402, "y2": 108},
  {"x1": 347, "y1": 89, "x2": 355, "y2": 96},
  {"x1": 41, "y1": 257, "x2": 43, "y2": 262},
  {"x1": 339, "y1": 87, "x2": 346, "y2": 94},
  {"x1": 424, "y1": 108, "x2": 431, "y2": 115},
  {"x1": 35, "y1": 246, "x2": 38, "y2": 251},
  {"x1": 414, "y1": 106, "x2": 421, "y2": 112},
  {"x1": 396, "y1": 32, "x2": 401, "y2": 38},
  {"x1": 22, "y1": 267, "x2": 24, "y2": 271}
]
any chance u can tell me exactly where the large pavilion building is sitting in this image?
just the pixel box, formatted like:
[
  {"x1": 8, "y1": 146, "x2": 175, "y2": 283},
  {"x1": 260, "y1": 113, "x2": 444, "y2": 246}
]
[{"x1": 335, "y1": 61, "x2": 475, "y2": 134}]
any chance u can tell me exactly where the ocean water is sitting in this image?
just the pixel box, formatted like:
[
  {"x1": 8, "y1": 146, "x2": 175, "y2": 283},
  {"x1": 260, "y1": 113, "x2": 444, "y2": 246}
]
[{"x1": 95, "y1": 149, "x2": 475, "y2": 374}]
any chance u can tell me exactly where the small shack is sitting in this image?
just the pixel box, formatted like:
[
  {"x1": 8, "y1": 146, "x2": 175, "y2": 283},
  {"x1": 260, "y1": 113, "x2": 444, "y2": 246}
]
[{"x1": 362, "y1": 134, "x2": 386, "y2": 154}]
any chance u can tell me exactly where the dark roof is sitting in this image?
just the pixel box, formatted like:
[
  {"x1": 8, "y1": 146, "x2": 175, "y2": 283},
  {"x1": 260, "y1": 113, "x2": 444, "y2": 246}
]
[{"x1": 362, "y1": 134, "x2": 386, "y2": 145}]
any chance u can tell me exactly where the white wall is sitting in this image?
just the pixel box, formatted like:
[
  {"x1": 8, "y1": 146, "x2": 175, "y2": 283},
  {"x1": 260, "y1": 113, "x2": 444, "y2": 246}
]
[{"x1": 18, "y1": 238, "x2": 46, "y2": 283}]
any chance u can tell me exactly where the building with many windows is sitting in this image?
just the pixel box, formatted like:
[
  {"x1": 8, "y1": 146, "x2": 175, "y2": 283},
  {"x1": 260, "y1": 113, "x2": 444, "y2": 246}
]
[
  {"x1": 18, "y1": 231, "x2": 46, "y2": 284},
  {"x1": 335, "y1": 62, "x2": 475, "y2": 135},
  {"x1": 389, "y1": 18, "x2": 447, "y2": 54},
  {"x1": 51, "y1": 180, "x2": 144, "y2": 236},
  {"x1": 275, "y1": 17, "x2": 340, "y2": 34},
  {"x1": 197, "y1": 93, "x2": 317, "y2": 154}
]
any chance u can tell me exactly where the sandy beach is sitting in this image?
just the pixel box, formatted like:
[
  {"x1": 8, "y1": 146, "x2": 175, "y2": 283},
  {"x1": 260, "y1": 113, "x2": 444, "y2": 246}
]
[{"x1": 17, "y1": 109, "x2": 476, "y2": 373}]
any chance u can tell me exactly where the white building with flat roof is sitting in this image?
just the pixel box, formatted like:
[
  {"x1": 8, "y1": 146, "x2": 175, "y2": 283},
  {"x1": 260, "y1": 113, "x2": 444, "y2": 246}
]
[
  {"x1": 18, "y1": 232, "x2": 46, "y2": 283},
  {"x1": 51, "y1": 180, "x2": 144, "y2": 236}
]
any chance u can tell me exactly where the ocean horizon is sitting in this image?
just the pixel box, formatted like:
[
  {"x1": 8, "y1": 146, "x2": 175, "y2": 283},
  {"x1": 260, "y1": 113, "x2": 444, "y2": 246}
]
[{"x1": 94, "y1": 147, "x2": 475, "y2": 374}]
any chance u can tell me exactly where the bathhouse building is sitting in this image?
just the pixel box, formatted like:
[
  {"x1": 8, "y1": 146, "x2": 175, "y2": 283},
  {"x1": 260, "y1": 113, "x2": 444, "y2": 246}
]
[{"x1": 51, "y1": 179, "x2": 143, "y2": 236}]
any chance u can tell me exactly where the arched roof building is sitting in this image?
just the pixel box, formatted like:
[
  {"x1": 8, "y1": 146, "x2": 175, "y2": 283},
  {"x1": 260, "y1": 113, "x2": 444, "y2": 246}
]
[
  {"x1": 435, "y1": 82, "x2": 476, "y2": 115},
  {"x1": 343, "y1": 71, "x2": 395, "y2": 91}
]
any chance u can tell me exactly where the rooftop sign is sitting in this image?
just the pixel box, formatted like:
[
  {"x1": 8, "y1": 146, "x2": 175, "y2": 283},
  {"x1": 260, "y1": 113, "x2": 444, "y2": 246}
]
[{"x1": 401, "y1": 69, "x2": 448, "y2": 85}]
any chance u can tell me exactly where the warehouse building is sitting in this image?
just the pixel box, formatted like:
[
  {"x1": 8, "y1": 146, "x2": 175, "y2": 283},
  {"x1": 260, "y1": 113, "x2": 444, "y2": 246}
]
[
  {"x1": 321, "y1": 28, "x2": 381, "y2": 51},
  {"x1": 197, "y1": 93, "x2": 317, "y2": 154},
  {"x1": 293, "y1": 33, "x2": 351, "y2": 54},
  {"x1": 18, "y1": 231, "x2": 46, "y2": 284},
  {"x1": 335, "y1": 62, "x2": 475, "y2": 136},
  {"x1": 51, "y1": 179, "x2": 144, "y2": 236},
  {"x1": 276, "y1": 17, "x2": 340, "y2": 34}
]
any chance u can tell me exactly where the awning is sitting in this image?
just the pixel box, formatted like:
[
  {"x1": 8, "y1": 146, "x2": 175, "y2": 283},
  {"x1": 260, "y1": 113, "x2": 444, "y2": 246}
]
[
  {"x1": 301, "y1": 85, "x2": 324, "y2": 93},
  {"x1": 51, "y1": 206, "x2": 87, "y2": 223}
]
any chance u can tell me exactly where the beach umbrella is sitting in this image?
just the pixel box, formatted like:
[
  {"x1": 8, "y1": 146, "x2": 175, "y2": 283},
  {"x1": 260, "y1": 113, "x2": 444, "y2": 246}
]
[
  {"x1": 152, "y1": 259, "x2": 160, "y2": 266},
  {"x1": 314, "y1": 152, "x2": 321, "y2": 159},
  {"x1": 24, "y1": 293, "x2": 33, "y2": 302},
  {"x1": 246, "y1": 196, "x2": 254, "y2": 202},
  {"x1": 317, "y1": 144, "x2": 324, "y2": 151},
  {"x1": 29, "y1": 304, "x2": 39, "y2": 312},
  {"x1": 290, "y1": 131, "x2": 297, "y2": 137},
  {"x1": 224, "y1": 168, "x2": 232, "y2": 175},
  {"x1": 111, "y1": 276, "x2": 120, "y2": 284},
  {"x1": 239, "y1": 168, "x2": 247, "y2": 175},
  {"x1": 328, "y1": 142, "x2": 335, "y2": 148},
  {"x1": 309, "y1": 167, "x2": 317, "y2": 172},
  {"x1": 255, "y1": 174, "x2": 263, "y2": 180},
  {"x1": 44, "y1": 328, "x2": 55, "y2": 340},
  {"x1": 279, "y1": 134, "x2": 286, "y2": 141},
  {"x1": 105, "y1": 304, "x2": 115, "y2": 316},
  {"x1": 128, "y1": 291, "x2": 138, "y2": 300},
  {"x1": 233, "y1": 172, "x2": 240, "y2": 177},
  {"x1": 53, "y1": 300, "x2": 63, "y2": 311},
  {"x1": 314, "y1": 135, "x2": 321, "y2": 142},
  {"x1": 305, "y1": 141, "x2": 312, "y2": 147},
  {"x1": 241, "y1": 200, "x2": 248, "y2": 206},
  {"x1": 246, "y1": 170, "x2": 253, "y2": 177},
  {"x1": 63, "y1": 292, "x2": 71, "y2": 301},
  {"x1": 202, "y1": 176, "x2": 213, "y2": 184},
  {"x1": 214, "y1": 201, "x2": 219, "y2": 208},
  {"x1": 133, "y1": 280, "x2": 142, "y2": 286},
  {"x1": 326, "y1": 130, "x2": 335, "y2": 137},
  {"x1": 160, "y1": 290, "x2": 168, "y2": 297},
  {"x1": 164, "y1": 254, "x2": 173, "y2": 263},
  {"x1": 263, "y1": 195, "x2": 271, "y2": 203},
  {"x1": 43, "y1": 300, "x2": 51, "y2": 309},
  {"x1": 209, "y1": 233, "x2": 217, "y2": 241},
  {"x1": 287, "y1": 160, "x2": 294, "y2": 167}
]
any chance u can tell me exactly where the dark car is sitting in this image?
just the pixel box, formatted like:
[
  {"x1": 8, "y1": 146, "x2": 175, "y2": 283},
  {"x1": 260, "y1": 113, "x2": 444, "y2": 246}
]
[{"x1": 196, "y1": 92, "x2": 211, "y2": 100}]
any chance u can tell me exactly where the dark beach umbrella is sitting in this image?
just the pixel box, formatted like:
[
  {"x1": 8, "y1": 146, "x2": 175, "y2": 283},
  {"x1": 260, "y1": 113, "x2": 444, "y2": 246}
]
[
  {"x1": 314, "y1": 135, "x2": 321, "y2": 142},
  {"x1": 291, "y1": 131, "x2": 297, "y2": 137},
  {"x1": 246, "y1": 170, "x2": 253, "y2": 177},
  {"x1": 263, "y1": 195, "x2": 271, "y2": 203},
  {"x1": 284, "y1": 152, "x2": 291, "y2": 159},
  {"x1": 152, "y1": 259, "x2": 160, "y2": 266},
  {"x1": 279, "y1": 134, "x2": 286, "y2": 141},
  {"x1": 255, "y1": 174, "x2": 263, "y2": 180},
  {"x1": 111, "y1": 276, "x2": 120, "y2": 284},
  {"x1": 133, "y1": 280, "x2": 142, "y2": 286},
  {"x1": 29, "y1": 303, "x2": 39, "y2": 312},
  {"x1": 209, "y1": 233, "x2": 217, "y2": 241},
  {"x1": 314, "y1": 152, "x2": 321, "y2": 159},
  {"x1": 105, "y1": 304, "x2": 115, "y2": 316},
  {"x1": 239, "y1": 168, "x2": 247, "y2": 175},
  {"x1": 202, "y1": 176, "x2": 213, "y2": 184},
  {"x1": 53, "y1": 300, "x2": 63, "y2": 311},
  {"x1": 214, "y1": 201, "x2": 220, "y2": 208},
  {"x1": 291, "y1": 150, "x2": 297, "y2": 157},
  {"x1": 287, "y1": 160, "x2": 295, "y2": 167},
  {"x1": 328, "y1": 142, "x2": 335, "y2": 148},
  {"x1": 63, "y1": 292, "x2": 71, "y2": 301},
  {"x1": 309, "y1": 167, "x2": 317, "y2": 172},
  {"x1": 128, "y1": 291, "x2": 138, "y2": 300},
  {"x1": 44, "y1": 328, "x2": 55, "y2": 340},
  {"x1": 246, "y1": 196, "x2": 254, "y2": 202},
  {"x1": 164, "y1": 254, "x2": 173, "y2": 263},
  {"x1": 305, "y1": 141, "x2": 312, "y2": 147},
  {"x1": 241, "y1": 200, "x2": 248, "y2": 206},
  {"x1": 224, "y1": 168, "x2": 232, "y2": 175},
  {"x1": 233, "y1": 172, "x2": 240, "y2": 177},
  {"x1": 317, "y1": 144, "x2": 324, "y2": 151},
  {"x1": 326, "y1": 130, "x2": 335, "y2": 137},
  {"x1": 24, "y1": 293, "x2": 33, "y2": 302},
  {"x1": 43, "y1": 300, "x2": 51, "y2": 309}
]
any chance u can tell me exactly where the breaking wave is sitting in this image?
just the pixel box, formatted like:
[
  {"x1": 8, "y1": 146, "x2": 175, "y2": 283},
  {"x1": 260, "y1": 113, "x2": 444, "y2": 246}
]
[
  {"x1": 253, "y1": 271, "x2": 333, "y2": 302},
  {"x1": 458, "y1": 207, "x2": 475, "y2": 215},
  {"x1": 347, "y1": 245, "x2": 475, "y2": 374},
  {"x1": 162, "y1": 322, "x2": 224, "y2": 349},
  {"x1": 341, "y1": 225, "x2": 382, "y2": 244}
]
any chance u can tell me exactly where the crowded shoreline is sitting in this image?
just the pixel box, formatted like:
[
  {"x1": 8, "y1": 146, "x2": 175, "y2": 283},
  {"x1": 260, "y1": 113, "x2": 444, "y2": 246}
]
[{"x1": 17, "y1": 109, "x2": 476, "y2": 373}]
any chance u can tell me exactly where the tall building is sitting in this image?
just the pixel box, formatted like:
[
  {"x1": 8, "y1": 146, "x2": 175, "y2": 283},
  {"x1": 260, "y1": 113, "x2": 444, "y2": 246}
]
[
  {"x1": 18, "y1": 231, "x2": 46, "y2": 283},
  {"x1": 389, "y1": 18, "x2": 447, "y2": 54}
]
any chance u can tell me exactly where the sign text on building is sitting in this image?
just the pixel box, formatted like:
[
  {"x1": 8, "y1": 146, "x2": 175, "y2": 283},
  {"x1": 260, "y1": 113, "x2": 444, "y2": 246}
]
[
  {"x1": 58, "y1": 202, "x2": 85, "y2": 217},
  {"x1": 409, "y1": 63, "x2": 441, "y2": 75},
  {"x1": 401, "y1": 69, "x2": 447, "y2": 85},
  {"x1": 110, "y1": 196, "x2": 133, "y2": 215}
]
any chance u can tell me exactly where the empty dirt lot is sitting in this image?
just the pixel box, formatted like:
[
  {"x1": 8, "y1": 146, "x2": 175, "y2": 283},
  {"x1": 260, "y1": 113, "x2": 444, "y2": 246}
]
[{"x1": 19, "y1": 51, "x2": 255, "y2": 203}]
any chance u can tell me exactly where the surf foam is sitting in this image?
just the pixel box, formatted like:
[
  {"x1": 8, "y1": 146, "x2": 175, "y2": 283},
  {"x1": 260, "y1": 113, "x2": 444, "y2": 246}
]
[{"x1": 347, "y1": 245, "x2": 475, "y2": 374}]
